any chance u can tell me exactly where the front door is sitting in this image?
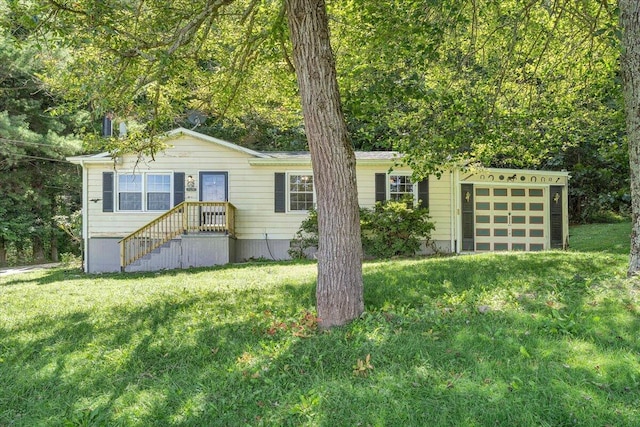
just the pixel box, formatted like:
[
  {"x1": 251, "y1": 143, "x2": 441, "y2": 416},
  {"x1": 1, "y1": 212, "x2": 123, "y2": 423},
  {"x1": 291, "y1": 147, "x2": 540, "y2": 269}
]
[
  {"x1": 199, "y1": 172, "x2": 228, "y2": 230},
  {"x1": 200, "y1": 172, "x2": 228, "y2": 202}
]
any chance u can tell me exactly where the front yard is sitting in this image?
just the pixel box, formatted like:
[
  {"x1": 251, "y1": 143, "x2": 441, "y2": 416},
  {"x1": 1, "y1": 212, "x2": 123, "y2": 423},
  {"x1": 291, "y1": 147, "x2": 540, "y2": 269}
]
[{"x1": 0, "y1": 223, "x2": 637, "y2": 426}]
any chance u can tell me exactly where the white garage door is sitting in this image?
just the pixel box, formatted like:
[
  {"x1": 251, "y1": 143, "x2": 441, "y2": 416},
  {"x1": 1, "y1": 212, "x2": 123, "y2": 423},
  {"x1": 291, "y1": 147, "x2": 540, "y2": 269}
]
[{"x1": 472, "y1": 186, "x2": 547, "y2": 251}]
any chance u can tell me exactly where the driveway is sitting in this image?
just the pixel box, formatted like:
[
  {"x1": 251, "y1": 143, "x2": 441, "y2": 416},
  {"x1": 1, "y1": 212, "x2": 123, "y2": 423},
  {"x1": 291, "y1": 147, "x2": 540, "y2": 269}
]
[{"x1": 0, "y1": 263, "x2": 61, "y2": 277}]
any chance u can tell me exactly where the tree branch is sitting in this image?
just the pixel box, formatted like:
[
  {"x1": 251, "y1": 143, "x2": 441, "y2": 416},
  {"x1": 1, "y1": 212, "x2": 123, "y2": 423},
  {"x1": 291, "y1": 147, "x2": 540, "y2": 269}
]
[
  {"x1": 45, "y1": 0, "x2": 88, "y2": 16},
  {"x1": 167, "y1": 0, "x2": 236, "y2": 55}
]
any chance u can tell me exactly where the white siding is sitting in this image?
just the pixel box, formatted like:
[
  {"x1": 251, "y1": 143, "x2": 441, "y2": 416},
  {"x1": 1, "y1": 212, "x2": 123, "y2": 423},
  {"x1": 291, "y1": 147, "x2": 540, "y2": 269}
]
[
  {"x1": 86, "y1": 135, "x2": 290, "y2": 239},
  {"x1": 85, "y1": 134, "x2": 451, "y2": 243},
  {"x1": 354, "y1": 165, "x2": 452, "y2": 242},
  {"x1": 428, "y1": 171, "x2": 452, "y2": 242}
]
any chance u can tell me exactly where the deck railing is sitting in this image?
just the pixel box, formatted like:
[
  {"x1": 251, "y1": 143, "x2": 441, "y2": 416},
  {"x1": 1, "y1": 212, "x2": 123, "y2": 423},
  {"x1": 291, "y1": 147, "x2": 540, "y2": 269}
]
[{"x1": 119, "y1": 201, "x2": 235, "y2": 270}]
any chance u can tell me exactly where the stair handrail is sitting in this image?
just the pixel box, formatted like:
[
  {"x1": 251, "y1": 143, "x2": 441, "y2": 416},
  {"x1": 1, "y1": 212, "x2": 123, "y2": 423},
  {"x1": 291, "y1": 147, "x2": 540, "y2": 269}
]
[
  {"x1": 119, "y1": 202, "x2": 186, "y2": 269},
  {"x1": 119, "y1": 201, "x2": 235, "y2": 270}
]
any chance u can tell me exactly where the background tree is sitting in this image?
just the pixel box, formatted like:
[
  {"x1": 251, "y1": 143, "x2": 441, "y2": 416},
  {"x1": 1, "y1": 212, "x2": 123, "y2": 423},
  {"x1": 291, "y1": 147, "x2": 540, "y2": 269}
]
[
  {"x1": 35, "y1": 0, "x2": 628, "y2": 225},
  {"x1": 0, "y1": 15, "x2": 85, "y2": 266},
  {"x1": 38, "y1": 0, "x2": 304, "y2": 150},
  {"x1": 338, "y1": 1, "x2": 625, "y2": 223},
  {"x1": 619, "y1": 0, "x2": 640, "y2": 275},
  {"x1": 333, "y1": 1, "x2": 625, "y2": 195}
]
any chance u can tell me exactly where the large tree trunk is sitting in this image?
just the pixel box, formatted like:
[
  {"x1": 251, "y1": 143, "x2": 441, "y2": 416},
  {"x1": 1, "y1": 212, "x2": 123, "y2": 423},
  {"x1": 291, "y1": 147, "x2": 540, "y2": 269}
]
[
  {"x1": 50, "y1": 230, "x2": 59, "y2": 262},
  {"x1": 620, "y1": 0, "x2": 640, "y2": 276},
  {"x1": 32, "y1": 235, "x2": 46, "y2": 263},
  {"x1": 0, "y1": 237, "x2": 6, "y2": 267},
  {"x1": 285, "y1": 0, "x2": 364, "y2": 327}
]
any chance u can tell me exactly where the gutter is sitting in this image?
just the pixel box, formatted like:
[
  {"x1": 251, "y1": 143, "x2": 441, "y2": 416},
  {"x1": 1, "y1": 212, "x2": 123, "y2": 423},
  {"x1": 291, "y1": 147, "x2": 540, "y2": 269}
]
[
  {"x1": 67, "y1": 154, "x2": 113, "y2": 165},
  {"x1": 82, "y1": 163, "x2": 89, "y2": 272},
  {"x1": 451, "y1": 169, "x2": 456, "y2": 254},
  {"x1": 66, "y1": 157, "x2": 91, "y2": 272},
  {"x1": 248, "y1": 158, "x2": 402, "y2": 167}
]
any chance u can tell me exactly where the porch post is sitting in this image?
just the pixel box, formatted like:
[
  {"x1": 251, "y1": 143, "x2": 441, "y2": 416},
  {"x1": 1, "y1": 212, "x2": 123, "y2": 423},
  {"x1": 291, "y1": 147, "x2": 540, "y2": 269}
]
[
  {"x1": 119, "y1": 240, "x2": 125, "y2": 272},
  {"x1": 182, "y1": 202, "x2": 189, "y2": 234}
]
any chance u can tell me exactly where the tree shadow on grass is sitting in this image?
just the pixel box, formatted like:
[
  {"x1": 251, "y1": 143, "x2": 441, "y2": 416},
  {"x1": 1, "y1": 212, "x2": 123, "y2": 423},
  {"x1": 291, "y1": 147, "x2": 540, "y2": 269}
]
[
  {"x1": 0, "y1": 275, "x2": 317, "y2": 426},
  {"x1": 1, "y1": 252, "x2": 637, "y2": 426},
  {"x1": 363, "y1": 251, "x2": 621, "y2": 308},
  {"x1": 255, "y1": 265, "x2": 639, "y2": 426},
  {"x1": 181, "y1": 292, "x2": 638, "y2": 426},
  {"x1": 0, "y1": 259, "x2": 316, "y2": 288}
]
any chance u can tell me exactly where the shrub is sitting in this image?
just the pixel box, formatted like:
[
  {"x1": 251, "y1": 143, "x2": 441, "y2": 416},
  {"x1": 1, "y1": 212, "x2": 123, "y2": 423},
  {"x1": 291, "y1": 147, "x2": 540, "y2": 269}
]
[
  {"x1": 585, "y1": 210, "x2": 630, "y2": 224},
  {"x1": 288, "y1": 209, "x2": 319, "y2": 259},
  {"x1": 59, "y1": 252, "x2": 82, "y2": 267},
  {"x1": 288, "y1": 199, "x2": 435, "y2": 259},
  {"x1": 361, "y1": 198, "x2": 435, "y2": 258}
]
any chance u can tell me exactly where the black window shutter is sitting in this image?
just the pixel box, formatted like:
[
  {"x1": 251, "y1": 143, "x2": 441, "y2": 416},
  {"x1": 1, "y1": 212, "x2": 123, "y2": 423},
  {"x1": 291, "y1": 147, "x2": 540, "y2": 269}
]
[
  {"x1": 174, "y1": 172, "x2": 185, "y2": 206},
  {"x1": 103, "y1": 172, "x2": 114, "y2": 212},
  {"x1": 550, "y1": 185, "x2": 564, "y2": 248},
  {"x1": 461, "y1": 183, "x2": 474, "y2": 251},
  {"x1": 375, "y1": 173, "x2": 387, "y2": 203},
  {"x1": 274, "y1": 173, "x2": 286, "y2": 212},
  {"x1": 418, "y1": 178, "x2": 429, "y2": 209}
]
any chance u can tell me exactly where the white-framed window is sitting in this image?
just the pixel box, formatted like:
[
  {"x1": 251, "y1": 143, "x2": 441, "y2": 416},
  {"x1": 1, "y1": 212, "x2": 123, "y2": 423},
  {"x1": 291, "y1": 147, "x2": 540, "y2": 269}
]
[
  {"x1": 389, "y1": 174, "x2": 415, "y2": 201},
  {"x1": 288, "y1": 173, "x2": 314, "y2": 211},
  {"x1": 118, "y1": 173, "x2": 143, "y2": 211},
  {"x1": 146, "y1": 174, "x2": 171, "y2": 210},
  {"x1": 117, "y1": 172, "x2": 172, "y2": 211}
]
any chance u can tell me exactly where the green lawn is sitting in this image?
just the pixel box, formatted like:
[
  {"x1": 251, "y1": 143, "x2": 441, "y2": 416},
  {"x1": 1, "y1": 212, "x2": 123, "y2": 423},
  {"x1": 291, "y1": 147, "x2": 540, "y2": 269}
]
[
  {"x1": 1, "y1": 223, "x2": 638, "y2": 426},
  {"x1": 569, "y1": 221, "x2": 631, "y2": 254}
]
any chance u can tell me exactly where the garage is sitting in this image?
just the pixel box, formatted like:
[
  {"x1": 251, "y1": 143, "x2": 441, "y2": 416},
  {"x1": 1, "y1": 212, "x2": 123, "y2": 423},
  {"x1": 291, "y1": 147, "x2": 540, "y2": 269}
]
[{"x1": 458, "y1": 169, "x2": 569, "y2": 252}]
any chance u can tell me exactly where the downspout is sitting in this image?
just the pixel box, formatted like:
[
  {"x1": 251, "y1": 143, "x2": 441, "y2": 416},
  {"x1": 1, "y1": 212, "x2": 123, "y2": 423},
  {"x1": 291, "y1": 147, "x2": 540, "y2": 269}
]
[
  {"x1": 450, "y1": 169, "x2": 457, "y2": 253},
  {"x1": 564, "y1": 175, "x2": 570, "y2": 249},
  {"x1": 82, "y1": 162, "x2": 89, "y2": 272}
]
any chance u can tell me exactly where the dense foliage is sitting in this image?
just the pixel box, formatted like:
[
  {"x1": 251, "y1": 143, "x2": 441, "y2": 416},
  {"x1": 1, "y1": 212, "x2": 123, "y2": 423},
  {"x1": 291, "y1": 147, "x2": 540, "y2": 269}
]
[
  {"x1": 360, "y1": 199, "x2": 436, "y2": 258},
  {"x1": 288, "y1": 209, "x2": 319, "y2": 260},
  {"x1": 0, "y1": 20, "x2": 85, "y2": 265},
  {"x1": 289, "y1": 200, "x2": 435, "y2": 259},
  {"x1": 332, "y1": 0, "x2": 626, "y2": 221},
  {"x1": 27, "y1": 0, "x2": 628, "y2": 223}
]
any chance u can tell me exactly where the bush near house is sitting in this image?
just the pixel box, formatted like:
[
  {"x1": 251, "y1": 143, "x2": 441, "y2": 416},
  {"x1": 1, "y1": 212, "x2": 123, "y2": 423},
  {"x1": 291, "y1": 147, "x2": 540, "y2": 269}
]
[
  {"x1": 288, "y1": 209, "x2": 319, "y2": 259},
  {"x1": 289, "y1": 199, "x2": 435, "y2": 259}
]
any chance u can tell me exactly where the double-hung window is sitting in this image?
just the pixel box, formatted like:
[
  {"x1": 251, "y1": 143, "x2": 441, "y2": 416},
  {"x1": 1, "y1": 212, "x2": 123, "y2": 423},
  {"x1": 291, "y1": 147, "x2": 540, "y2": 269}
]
[
  {"x1": 117, "y1": 172, "x2": 171, "y2": 211},
  {"x1": 375, "y1": 172, "x2": 428, "y2": 208},
  {"x1": 288, "y1": 173, "x2": 314, "y2": 211},
  {"x1": 146, "y1": 174, "x2": 171, "y2": 210},
  {"x1": 389, "y1": 174, "x2": 415, "y2": 201},
  {"x1": 118, "y1": 174, "x2": 143, "y2": 211}
]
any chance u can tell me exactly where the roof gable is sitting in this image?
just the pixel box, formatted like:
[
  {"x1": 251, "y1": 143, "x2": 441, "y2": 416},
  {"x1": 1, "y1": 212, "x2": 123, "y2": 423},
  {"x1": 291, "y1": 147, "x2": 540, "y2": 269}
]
[
  {"x1": 167, "y1": 127, "x2": 270, "y2": 158},
  {"x1": 67, "y1": 127, "x2": 402, "y2": 166},
  {"x1": 67, "y1": 127, "x2": 272, "y2": 164}
]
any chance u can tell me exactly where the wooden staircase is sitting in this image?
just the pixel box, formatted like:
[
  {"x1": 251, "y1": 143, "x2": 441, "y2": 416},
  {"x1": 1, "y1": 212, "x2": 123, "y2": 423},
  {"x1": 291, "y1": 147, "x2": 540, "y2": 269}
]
[{"x1": 119, "y1": 201, "x2": 235, "y2": 270}]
